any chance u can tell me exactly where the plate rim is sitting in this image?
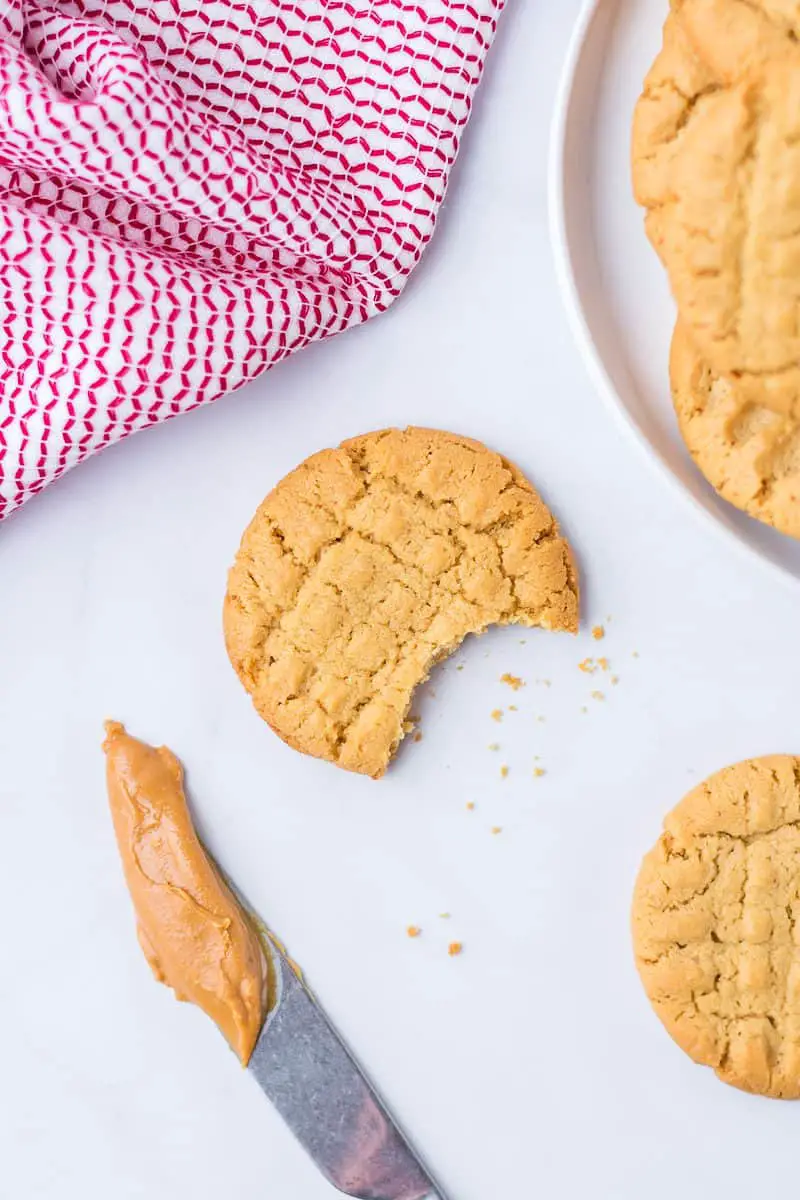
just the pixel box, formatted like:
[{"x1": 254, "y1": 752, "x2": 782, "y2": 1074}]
[{"x1": 548, "y1": 0, "x2": 799, "y2": 593}]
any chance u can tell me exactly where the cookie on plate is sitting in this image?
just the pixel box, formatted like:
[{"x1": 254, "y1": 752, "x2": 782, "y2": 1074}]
[
  {"x1": 224, "y1": 427, "x2": 578, "y2": 778},
  {"x1": 630, "y1": 1, "x2": 787, "y2": 257},
  {"x1": 657, "y1": 56, "x2": 800, "y2": 402},
  {"x1": 632, "y1": 755, "x2": 800, "y2": 1098},
  {"x1": 674, "y1": 0, "x2": 800, "y2": 82},
  {"x1": 631, "y1": 13, "x2": 717, "y2": 254},
  {"x1": 633, "y1": 3, "x2": 800, "y2": 413},
  {"x1": 670, "y1": 321, "x2": 800, "y2": 538}
]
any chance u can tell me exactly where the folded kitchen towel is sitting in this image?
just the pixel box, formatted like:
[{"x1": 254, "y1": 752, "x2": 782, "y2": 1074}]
[{"x1": 0, "y1": 0, "x2": 503, "y2": 520}]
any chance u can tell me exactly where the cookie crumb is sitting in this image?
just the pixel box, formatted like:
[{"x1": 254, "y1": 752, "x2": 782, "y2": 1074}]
[
  {"x1": 488, "y1": 742, "x2": 500, "y2": 751},
  {"x1": 491, "y1": 709, "x2": 503, "y2": 722},
  {"x1": 580, "y1": 705, "x2": 588, "y2": 714},
  {"x1": 500, "y1": 673, "x2": 524, "y2": 691},
  {"x1": 500, "y1": 765, "x2": 509, "y2": 779},
  {"x1": 592, "y1": 625, "x2": 605, "y2": 640},
  {"x1": 448, "y1": 942, "x2": 463, "y2": 957},
  {"x1": 456, "y1": 664, "x2": 465, "y2": 672},
  {"x1": 533, "y1": 767, "x2": 546, "y2": 778},
  {"x1": 611, "y1": 675, "x2": 619, "y2": 685},
  {"x1": 597, "y1": 657, "x2": 609, "y2": 671},
  {"x1": 591, "y1": 690, "x2": 605, "y2": 701},
  {"x1": 632, "y1": 651, "x2": 639, "y2": 659},
  {"x1": 536, "y1": 715, "x2": 546, "y2": 723},
  {"x1": 509, "y1": 704, "x2": 518, "y2": 712},
  {"x1": 466, "y1": 801, "x2": 475, "y2": 811},
  {"x1": 491, "y1": 826, "x2": 503, "y2": 835},
  {"x1": 578, "y1": 658, "x2": 597, "y2": 674},
  {"x1": 413, "y1": 731, "x2": 423, "y2": 743},
  {"x1": 406, "y1": 926, "x2": 422, "y2": 938}
]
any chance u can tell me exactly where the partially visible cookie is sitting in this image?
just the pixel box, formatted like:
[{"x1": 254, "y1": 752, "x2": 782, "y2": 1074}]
[
  {"x1": 630, "y1": 1, "x2": 790, "y2": 258},
  {"x1": 674, "y1": 0, "x2": 799, "y2": 82},
  {"x1": 631, "y1": 13, "x2": 718, "y2": 245},
  {"x1": 633, "y1": 756, "x2": 800, "y2": 1099},
  {"x1": 637, "y1": 45, "x2": 800, "y2": 412},
  {"x1": 657, "y1": 58, "x2": 800, "y2": 391},
  {"x1": 224, "y1": 428, "x2": 578, "y2": 778},
  {"x1": 632, "y1": 5, "x2": 800, "y2": 413},
  {"x1": 670, "y1": 322, "x2": 800, "y2": 538}
]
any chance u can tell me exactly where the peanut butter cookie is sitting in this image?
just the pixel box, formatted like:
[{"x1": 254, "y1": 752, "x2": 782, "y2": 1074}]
[
  {"x1": 659, "y1": 56, "x2": 800, "y2": 401},
  {"x1": 633, "y1": 5, "x2": 800, "y2": 412},
  {"x1": 632, "y1": 3, "x2": 800, "y2": 413},
  {"x1": 675, "y1": 0, "x2": 800, "y2": 82},
  {"x1": 631, "y1": 13, "x2": 718, "y2": 256},
  {"x1": 224, "y1": 428, "x2": 578, "y2": 778},
  {"x1": 630, "y1": 0, "x2": 789, "y2": 259},
  {"x1": 670, "y1": 322, "x2": 800, "y2": 538},
  {"x1": 633, "y1": 756, "x2": 800, "y2": 1099}
]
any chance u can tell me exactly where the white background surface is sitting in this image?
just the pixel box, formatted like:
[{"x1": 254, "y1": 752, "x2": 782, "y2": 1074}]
[{"x1": 4, "y1": 2, "x2": 800, "y2": 1198}]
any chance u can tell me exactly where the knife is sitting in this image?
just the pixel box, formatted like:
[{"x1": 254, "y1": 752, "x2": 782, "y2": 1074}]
[{"x1": 249, "y1": 937, "x2": 448, "y2": 1200}]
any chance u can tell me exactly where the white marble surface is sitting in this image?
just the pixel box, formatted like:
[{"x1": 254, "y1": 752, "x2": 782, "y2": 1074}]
[{"x1": 4, "y1": 2, "x2": 800, "y2": 1198}]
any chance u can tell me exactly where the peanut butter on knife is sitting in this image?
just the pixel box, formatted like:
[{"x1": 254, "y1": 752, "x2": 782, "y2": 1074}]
[{"x1": 102, "y1": 721, "x2": 268, "y2": 1064}]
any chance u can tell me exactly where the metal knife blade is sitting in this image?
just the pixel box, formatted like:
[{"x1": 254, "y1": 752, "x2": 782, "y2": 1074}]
[{"x1": 248, "y1": 942, "x2": 447, "y2": 1200}]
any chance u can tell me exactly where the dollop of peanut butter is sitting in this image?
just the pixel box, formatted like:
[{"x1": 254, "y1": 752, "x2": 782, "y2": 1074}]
[{"x1": 103, "y1": 721, "x2": 268, "y2": 1064}]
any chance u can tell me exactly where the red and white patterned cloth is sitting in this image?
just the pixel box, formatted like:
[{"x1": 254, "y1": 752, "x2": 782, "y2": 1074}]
[{"x1": 0, "y1": 1, "x2": 503, "y2": 520}]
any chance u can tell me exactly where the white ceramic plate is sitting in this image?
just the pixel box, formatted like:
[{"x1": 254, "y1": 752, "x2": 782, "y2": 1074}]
[{"x1": 550, "y1": 0, "x2": 800, "y2": 586}]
